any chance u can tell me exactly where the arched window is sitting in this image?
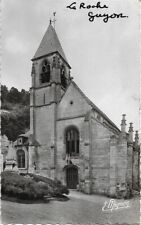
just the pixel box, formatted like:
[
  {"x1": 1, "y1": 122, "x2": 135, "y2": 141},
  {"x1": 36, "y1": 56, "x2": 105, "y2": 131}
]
[
  {"x1": 66, "y1": 127, "x2": 79, "y2": 156},
  {"x1": 40, "y1": 60, "x2": 50, "y2": 83},
  {"x1": 17, "y1": 150, "x2": 25, "y2": 168},
  {"x1": 61, "y1": 66, "x2": 67, "y2": 88}
]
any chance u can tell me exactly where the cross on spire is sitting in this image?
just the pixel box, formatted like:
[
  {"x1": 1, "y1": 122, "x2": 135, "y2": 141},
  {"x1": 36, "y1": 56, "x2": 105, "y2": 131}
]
[{"x1": 50, "y1": 12, "x2": 56, "y2": 29}]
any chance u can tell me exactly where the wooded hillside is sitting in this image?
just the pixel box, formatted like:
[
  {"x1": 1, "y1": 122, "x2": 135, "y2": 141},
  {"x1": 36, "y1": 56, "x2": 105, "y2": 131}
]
[{"x1": 1, "y1": 85, "x2": 30, "y2": 141}]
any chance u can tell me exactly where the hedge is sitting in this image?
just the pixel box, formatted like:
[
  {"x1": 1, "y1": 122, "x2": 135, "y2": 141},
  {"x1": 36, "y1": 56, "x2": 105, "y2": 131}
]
[{"x1": 1, "y1": 171, "x2": 69, "y2": 201}]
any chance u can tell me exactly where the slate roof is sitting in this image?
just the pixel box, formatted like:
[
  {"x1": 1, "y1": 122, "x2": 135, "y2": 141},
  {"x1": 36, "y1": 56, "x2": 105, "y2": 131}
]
[
  {"x1": 18, "y1": 131, "x2": 40, "y2": 146},
  {"x1": 19, "y1": 130, "x2": 31, "y2": 138},
  {"x1": 32, "y1": 23, "x2": 70, "y2": 67}
]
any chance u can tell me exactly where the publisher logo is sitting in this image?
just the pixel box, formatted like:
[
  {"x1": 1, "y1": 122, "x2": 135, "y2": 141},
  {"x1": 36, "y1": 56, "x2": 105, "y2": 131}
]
[{"x1": 102, "y1": 199, "x2": 130, "y2": 212}]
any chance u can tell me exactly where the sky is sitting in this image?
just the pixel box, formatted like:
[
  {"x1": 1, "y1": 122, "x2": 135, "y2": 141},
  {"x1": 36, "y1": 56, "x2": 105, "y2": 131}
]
[{"x1": 2, "y1": 0, "x2": 140, "y2": 133}]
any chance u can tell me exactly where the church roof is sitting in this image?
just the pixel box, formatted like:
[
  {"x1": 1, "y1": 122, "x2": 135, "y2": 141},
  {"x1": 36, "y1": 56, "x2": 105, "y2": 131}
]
[
  {"x1": 19, "y1": 130, "x2": 31, "y2": 138},
  {"x1": 32, "y1": 23, "x2": 70, "y2": 67},
  {"x1": 18, "y1": 131, "x2": 40, "y2": 146}
]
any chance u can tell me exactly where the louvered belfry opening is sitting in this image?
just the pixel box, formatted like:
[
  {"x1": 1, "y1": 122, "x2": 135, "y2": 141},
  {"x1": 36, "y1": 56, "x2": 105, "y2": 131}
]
[
  {"x1": 61, "y1": 66, "x2": 67, "y2": 89},
  {"x1": 40, "y1": 60, "x2": 50, "y2": 83}
]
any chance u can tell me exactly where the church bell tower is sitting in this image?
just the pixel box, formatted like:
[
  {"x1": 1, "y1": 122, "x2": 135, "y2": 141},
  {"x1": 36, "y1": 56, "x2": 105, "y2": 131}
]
[{"x1": 30, "y1": 21, "x2": 71, "y2": 177}]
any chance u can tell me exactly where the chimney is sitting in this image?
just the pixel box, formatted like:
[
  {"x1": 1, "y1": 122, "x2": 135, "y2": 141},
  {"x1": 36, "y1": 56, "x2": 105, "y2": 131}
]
[
  {"x1": 128, "y1": 123, "x2": 134, "y2": 143},
  {"x1": 121, "y1": 114, "x2": 126, "y2": 133}
]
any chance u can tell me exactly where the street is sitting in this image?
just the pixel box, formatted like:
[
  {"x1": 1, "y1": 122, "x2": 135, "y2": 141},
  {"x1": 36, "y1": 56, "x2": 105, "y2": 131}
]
[{"x1": 1, "y1": 190, "x2": 140, "y2": 224}]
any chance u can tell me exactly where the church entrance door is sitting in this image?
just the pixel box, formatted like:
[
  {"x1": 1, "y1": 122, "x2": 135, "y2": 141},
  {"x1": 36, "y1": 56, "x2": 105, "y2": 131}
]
[{"x1": 66, "y1": 166, "x2": 78, "y2": 189}]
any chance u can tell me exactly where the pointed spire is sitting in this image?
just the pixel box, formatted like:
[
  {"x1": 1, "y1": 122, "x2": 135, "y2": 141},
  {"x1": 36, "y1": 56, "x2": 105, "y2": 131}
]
[
  {"x1": 129, "y1": 122, "x2": 133, "y2": 132},
  {"x1": 135, "y1": 130, "x2": 139, "y2": 146},
  {"x1": 32, "y1": 22, "x2": 70, "y2": 68},
  {"x1": 121, "y1": 114, "x2": 126, "y2": 133},
  {"x1": 128, "y1": 122, "x2": 134, "y2": 143}
]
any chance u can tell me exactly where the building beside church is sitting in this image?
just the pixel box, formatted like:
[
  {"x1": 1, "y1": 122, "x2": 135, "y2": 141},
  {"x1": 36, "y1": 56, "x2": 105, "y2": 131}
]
[{"x1": 4, "y1": 21, "x2": 140, "y2": 196}]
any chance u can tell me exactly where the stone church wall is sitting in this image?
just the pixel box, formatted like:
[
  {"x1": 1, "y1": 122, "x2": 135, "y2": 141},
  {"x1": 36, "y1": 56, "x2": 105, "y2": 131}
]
[
  {"x1": 57, "y1": 82, "x2": 92, "y2": 119},
  {"x1": 56, "y1": 82, "x2": 93, "y2": 190},
  {"x1": 126, "y1": 144, "x2": 133, "y2": 188},
  {"x1": 30, "y1": 103, "x2": 57, "y2": 178},
  {"x1": 56, "y1": 116, "x2": 90, "y2": 188},
  {"x1": 28, "y1": 144, "x2": 55, "y2": 178},
  {"x1": 109, "y1": 135, "x2": 118, "y2": 196},
  {"x1": 34, "y1": 86, "x2": 56, "y2": 106},
  {"x1": 34, "y1": 104, "x2": 56, "y2": 145},
  {"x1": 116, "y1": 135, "x2": 128, "y2": 185},
  {"x1": 90, "y1": 118, "x2": 112, "y2": 194},
  {"x1": 132, "y1": 149, "x2": 140, "y2": 190}
]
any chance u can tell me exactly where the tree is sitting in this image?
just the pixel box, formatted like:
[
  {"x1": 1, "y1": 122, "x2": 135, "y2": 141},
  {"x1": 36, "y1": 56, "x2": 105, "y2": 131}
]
[
  {"x1": 21, "y1": 89, "x2": 30, "y2": 105},
  {"x1": 1, "y1": 84, "x2": 30, "y2": 141},
  {"x1": 1, "y1": 85, "x2": 8, "y2": 102},
  {"x1": 7, "y1": 87, "x2": 21, "y2": 103}
]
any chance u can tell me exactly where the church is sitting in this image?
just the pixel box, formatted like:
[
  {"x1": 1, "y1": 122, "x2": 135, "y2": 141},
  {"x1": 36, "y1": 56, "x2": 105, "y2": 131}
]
[{"x1": 5, "y1": 21, "x2": 139, "y2": 196}]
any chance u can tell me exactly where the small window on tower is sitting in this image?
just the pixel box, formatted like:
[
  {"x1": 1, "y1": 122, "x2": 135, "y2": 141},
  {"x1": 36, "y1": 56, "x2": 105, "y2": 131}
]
[
  {"x1": 40, "y1": 60, "x2": 50, "y2": 84},
  {"x1": 61, "y1": 66, "x2": 67, "y2": 89}
]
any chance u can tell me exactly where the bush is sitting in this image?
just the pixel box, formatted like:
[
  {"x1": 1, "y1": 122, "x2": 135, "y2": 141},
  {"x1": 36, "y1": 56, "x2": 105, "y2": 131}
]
[
  {"x1": 27, "y1": 173, "x2": 69, "y2": 196},
  {"x1": 1, "y1": 172, "x2": 69, "y2": 201},
  {"x1": 1, "y1": 172, "x2": 49, "y2": 200}
]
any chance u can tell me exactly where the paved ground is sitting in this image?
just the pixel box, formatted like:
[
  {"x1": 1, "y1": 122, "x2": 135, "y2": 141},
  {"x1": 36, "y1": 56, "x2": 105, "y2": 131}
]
[{"x1": 1, "y1": 190, "x2": 140, "y2": 225}]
